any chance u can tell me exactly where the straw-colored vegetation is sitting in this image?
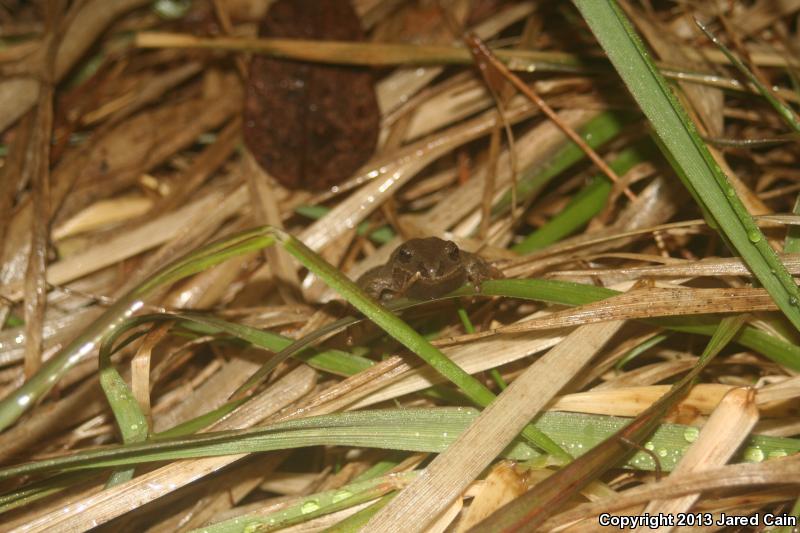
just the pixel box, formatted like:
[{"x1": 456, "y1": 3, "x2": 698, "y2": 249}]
[{"x1": 0, "y1": 0, "x2": 799, "y2": 531}]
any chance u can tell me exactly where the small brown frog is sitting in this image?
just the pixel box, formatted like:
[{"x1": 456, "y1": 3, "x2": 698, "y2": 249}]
[{"x1": 357, "y1": 237, "x2": 503, "y2": 302}]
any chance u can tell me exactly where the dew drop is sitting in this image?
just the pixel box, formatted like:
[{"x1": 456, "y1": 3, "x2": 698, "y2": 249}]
[
  {"x1": 743, "y1": 447, "x2": 765, "y2": 462},
  {"x1": 683, "y1": 427, "x2": 699, "y2": 443},
  {"x1": 747, "y1": 230, "x2": 762, "y2": 243},
  {"x1": 301, "y1": 500, "x2": 320, "y2": 514},
  {"x1": 332, "y1": 490, "x2": 352, "y2": 503}
]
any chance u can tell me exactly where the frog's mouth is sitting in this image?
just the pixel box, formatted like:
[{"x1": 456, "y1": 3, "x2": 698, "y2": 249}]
[
  {"x1": 415, "y1": 269, "x2": 460, "y2": 283},
  {"x1": 394, "y1": 266, "x2": 461, "y2": 285},
  {"x1": 403, "y1": 269, "x2": 467, "y2": 300}
]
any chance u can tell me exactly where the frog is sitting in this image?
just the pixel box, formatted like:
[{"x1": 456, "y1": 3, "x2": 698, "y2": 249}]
[{"x1": 356, "y1": 237, "x2": 503, "y2": 302}]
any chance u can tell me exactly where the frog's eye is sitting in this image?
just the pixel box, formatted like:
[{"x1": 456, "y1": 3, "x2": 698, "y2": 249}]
[
  {"x1": 444, "y1": 242, "x2": 460, "y2": 261},
  {"x1": 397, "y1": 246, "x2": 413, "y2": 263}
]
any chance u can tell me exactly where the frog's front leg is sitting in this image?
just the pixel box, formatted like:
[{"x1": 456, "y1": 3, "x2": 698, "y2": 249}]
[
  {"x1": 464, "y1": 255, "x2": 504, "y2": 293},
  {"x1": 356, "y1": 266, "x2": 399, "y2": 302}
]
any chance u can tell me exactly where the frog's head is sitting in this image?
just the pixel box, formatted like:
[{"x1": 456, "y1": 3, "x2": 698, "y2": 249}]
[{"x1": 389, "y1": 237, "x2": 467, "y2": 298}]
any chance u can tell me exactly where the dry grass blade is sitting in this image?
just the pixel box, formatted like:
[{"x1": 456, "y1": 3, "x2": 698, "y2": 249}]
[
  {"x1": 550, "y1": 383, "x2": 743, "y2": 418},
  {"x1": 244, "y1": 151, "x2": 302, "y2": 303},
  {"x1": 541, "y1": 455, "x2": 800, "y2": 531},
  {"x1": 21, "y1": 1, "x2": 63, "y2": 379},
  {"x1": 130, "y1": 323, "x2": 172, "y2": 423},
  {"x1": 3, "y1": 185, "x2": 249, "y2": 301},
  {"x1": 497, "y1": 286, "x2": 778, "y2": 333},
  {"x1": 134, "y1": 32, "x2": 581, "y2": 69}
]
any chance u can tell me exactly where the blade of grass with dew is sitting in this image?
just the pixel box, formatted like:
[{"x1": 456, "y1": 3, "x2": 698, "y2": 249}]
[
  {"x1": 0, "y1": 227, "x2": 278, "y2": 431},
  {"x1": 470, "y1": 314, "x2": 747, "y2": 532},
  {"x1": 193, "y1": 471, "x2": 416, "y2": 533},
  {"x1": 1, "y1": 408, "x2": 796, "y2": 482},
  {"x1": 696, "y1": 20, "x2": 800, "y2": 134},
  {"x1": 573, "y1": 0, "x2": 800, "y2": 334},
  {"x1": 325, "y1": 493, "x2": 398, "y2": 533},
  {"x1": 98, "y1": 329, "x2": 151, "y2": 486}
]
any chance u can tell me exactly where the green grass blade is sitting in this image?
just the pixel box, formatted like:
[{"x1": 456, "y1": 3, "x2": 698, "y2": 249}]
[
  {"x1": 695, "y1": 20, "x2": 800, "y2": 134},
  {"x1": 98, "y1": 342, "x2": 150, "y2": 486},
  {"x1": 0, "y1": 409, "x2": 796, "y2": 481},
  {"x1": 324, "y1": 494, "x2": 397, "y2": 533},
  {"x1": 194, "y1": 472, "x2": 415, "y2": 533}
]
